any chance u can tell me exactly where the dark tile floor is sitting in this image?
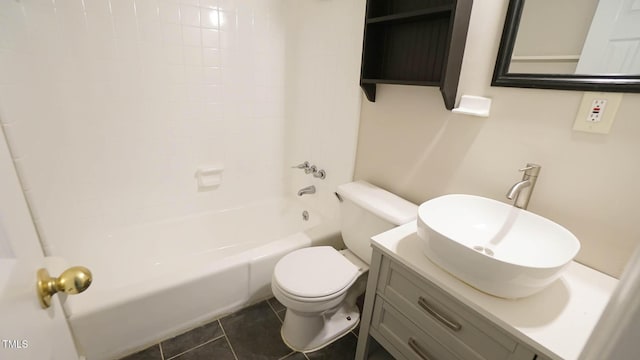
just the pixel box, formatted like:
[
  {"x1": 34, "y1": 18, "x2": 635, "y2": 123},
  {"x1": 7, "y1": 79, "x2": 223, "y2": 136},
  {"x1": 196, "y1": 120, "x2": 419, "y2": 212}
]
[{"x1": 119, "y1": 298, "x2": 360, "y2": 360}]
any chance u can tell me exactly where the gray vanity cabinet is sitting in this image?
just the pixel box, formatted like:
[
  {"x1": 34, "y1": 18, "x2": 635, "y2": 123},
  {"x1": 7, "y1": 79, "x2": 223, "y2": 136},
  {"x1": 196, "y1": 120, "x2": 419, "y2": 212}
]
[{"x1": 356, "y1": 248, "x2": 538, "y2": 360}]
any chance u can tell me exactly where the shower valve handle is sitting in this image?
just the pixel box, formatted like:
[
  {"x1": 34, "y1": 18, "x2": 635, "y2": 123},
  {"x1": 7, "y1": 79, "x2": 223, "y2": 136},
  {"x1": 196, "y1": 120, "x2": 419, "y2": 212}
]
[
  {"x1": 291, "y1": 161, "x2": 310, "y2": 171},
  {"x1": 291, "y1": 161, "x2": 325, "y2": 178},
  {"x1": 312, "y1": 168, "x2": 326, "y2": 179}
]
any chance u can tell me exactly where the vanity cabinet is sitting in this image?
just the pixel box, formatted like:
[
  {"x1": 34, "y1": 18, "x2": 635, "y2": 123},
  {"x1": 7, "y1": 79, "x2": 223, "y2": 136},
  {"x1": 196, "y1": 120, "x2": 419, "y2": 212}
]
[
  {"x1": 359, "y1": 0, "x2": 473, "y2": 109},
  {"x1": 356, "y1": 249, "x2": 539, "y2": 360}
]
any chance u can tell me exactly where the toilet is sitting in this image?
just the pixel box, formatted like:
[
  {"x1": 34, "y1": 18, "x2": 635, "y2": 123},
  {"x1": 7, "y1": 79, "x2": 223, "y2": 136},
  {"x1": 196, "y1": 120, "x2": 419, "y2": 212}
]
[{"x1": 272, "y1": 180, "x2": 417, "y2": 352}]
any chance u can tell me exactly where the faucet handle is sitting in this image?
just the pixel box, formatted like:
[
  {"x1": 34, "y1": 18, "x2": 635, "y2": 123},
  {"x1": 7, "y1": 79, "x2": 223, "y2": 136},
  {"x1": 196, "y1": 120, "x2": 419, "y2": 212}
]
[
  {"x1": 292, "y1": 161, "x2": 310, "y2": 170},
  {"x1": 519, "y1": 163, "x2": 541, "y2": 176},
  {"x1": 312, "y1": 168, "x2": 326, "y2": 179}
]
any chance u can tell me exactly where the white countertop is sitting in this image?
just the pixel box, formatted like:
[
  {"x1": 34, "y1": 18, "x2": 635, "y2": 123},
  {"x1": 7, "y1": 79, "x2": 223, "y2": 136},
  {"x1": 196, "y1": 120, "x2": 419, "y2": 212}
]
[{"x1": 371, "y1": 222, "x2": 618, "y2": 360}]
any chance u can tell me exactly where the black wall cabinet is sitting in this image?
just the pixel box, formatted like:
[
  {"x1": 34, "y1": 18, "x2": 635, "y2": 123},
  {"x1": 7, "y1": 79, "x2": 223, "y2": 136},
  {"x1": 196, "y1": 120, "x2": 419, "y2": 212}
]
[{"x1": 360, "y1": 0, "x2": 473, "y2": 110}]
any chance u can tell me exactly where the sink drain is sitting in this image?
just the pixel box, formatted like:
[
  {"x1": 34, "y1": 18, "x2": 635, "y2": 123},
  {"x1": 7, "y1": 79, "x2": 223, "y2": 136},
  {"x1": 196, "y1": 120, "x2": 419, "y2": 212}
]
[{"x1": 473, "y1": 246, "x2": 494, "y2": 257}]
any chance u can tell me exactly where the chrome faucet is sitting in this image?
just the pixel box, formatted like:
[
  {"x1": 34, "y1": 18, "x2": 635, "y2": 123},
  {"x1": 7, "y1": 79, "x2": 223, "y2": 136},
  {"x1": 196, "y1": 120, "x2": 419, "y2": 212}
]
[
  {"x1": 292, "y1": 161, "x2": 312, "y2": 174},
  {"x1": 291, "y1": 161, "x2": 326, "y2": 179},
  {"x1": 506, "y1": 163, "x2": 541, "y2": 210},
  {"x1": 297, "y1": 185, "x2": 316, "y2": 196}
]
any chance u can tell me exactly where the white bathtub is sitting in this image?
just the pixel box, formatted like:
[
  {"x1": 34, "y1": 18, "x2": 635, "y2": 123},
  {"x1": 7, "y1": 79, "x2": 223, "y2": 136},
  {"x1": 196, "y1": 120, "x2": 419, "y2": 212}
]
[{"x1": 60, "y1": 197, "x2": 338, "y2": 360}]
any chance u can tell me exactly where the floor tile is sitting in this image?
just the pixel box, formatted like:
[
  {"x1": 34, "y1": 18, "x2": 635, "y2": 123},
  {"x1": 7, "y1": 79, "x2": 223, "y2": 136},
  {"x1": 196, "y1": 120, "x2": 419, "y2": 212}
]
[
  {"x1": 119, "y1": 344, "x2": 162, "y2": 360},
  {"x1": 161, "y1": 321, "x2": 224, "y2": 359},
  {"x1": 117, "y1": 298, "x2": 360, "y2": 360},
  {"x1": 305, "y1": 333, "x2": 357, "y2": 360},
  {"x1": 367, "y1": 338, "x2": 394, "y2": 360},
  {"x1": 221, "y1": 301, "x2": 292, "y2": 360},
  {"x1": 172, "y1": 337, "x2": 236, "y2": 360}
]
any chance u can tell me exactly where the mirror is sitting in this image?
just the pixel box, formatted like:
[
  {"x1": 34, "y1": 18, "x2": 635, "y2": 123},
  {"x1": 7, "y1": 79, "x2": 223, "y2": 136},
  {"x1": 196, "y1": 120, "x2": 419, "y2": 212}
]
[{"x1": 492, "y1": 0, "x2": 640, "y2": 92}]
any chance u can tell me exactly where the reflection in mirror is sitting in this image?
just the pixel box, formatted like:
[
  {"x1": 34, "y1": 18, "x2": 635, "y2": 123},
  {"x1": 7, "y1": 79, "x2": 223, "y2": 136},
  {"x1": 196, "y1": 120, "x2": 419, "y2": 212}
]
[
  {"x1": 511, "y1": 0, "x2": 640, "y2": 76},
  {"x1": 510, "y1": 0, "x2": 596, "y2": 74},
  {"x1": 492, "y1": 0, "x2": 640, "y2": 92},
  {"x1": 577, "y1": 0, "x2": 640, "y2": 75}
]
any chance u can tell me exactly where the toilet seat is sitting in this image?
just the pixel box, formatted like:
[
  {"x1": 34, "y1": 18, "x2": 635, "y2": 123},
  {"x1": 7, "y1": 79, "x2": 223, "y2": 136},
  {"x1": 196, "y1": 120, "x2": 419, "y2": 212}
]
[{"x1": 273, "y1": 246, "x2": 359, "y2": 300}]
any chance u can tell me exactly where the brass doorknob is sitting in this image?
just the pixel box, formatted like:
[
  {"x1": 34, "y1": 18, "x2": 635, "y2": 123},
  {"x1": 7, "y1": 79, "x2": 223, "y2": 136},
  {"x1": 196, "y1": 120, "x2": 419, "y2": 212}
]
[{"x1": 37, "y1": 266, "x2": 92, "y2": 309}]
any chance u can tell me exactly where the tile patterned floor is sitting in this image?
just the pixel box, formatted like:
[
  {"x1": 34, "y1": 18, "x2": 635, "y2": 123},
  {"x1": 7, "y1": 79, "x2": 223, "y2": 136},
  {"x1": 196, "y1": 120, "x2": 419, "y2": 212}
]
[{"x1": 119, "y1": 298, "x2": 359, "y2": 360}]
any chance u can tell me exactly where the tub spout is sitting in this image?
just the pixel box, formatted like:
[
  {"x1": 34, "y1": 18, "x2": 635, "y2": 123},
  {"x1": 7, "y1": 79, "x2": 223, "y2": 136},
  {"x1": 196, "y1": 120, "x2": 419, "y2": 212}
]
[{"x1": 297, "y1": 185, "x2": 316, "y2": 196}]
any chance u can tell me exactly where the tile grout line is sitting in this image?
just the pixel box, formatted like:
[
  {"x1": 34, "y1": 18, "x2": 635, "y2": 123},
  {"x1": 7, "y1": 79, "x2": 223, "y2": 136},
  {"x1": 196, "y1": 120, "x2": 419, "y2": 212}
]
[
  {"x1": 218, "y1": 319, "x2": 240, "y2": 360},
  {"x1": 164, "y1": 335, "x2": 226, "y2": 360},
  {"x1": 278, "y1": 351, "x2": 296, "y2": 360},
  {"x1": 266, "y1": 299, "x2": 278, "y2": 314},
  {"x1": 268, "y1": 299, "x2": 307, "y2": 359},
  {"x1": 266, "y1": 299, "x2": 284, "y2": 323},
  {"x1": 159, "y1": 343, "x2": 165, "y2": 360}
]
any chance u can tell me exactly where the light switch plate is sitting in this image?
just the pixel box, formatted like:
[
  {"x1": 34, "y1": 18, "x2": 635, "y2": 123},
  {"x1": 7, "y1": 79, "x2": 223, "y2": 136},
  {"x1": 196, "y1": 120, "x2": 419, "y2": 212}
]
[{"x1": 573, "y1": 92, "x2": 623, "y2": 134}]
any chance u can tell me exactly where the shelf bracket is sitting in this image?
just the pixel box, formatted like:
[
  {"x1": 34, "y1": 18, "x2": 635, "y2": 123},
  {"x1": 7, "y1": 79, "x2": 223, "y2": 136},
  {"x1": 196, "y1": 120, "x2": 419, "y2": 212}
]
[{"x1": 361, "y1": 84, "x2": 377, "y2": 102}]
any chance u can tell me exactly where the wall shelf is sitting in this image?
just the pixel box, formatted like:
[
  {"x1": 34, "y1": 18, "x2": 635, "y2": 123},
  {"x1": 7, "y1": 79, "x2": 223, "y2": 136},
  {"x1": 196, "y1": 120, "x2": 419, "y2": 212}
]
[
  {"x1": 361, "y1": 79, "x2": 441, "y2": 86},
  {"x1": 366, "y1": 5, "x2": 453, "y2": 24},
  {"x1": 359, "y1": 0, "x2": 473, "y2": 109}
]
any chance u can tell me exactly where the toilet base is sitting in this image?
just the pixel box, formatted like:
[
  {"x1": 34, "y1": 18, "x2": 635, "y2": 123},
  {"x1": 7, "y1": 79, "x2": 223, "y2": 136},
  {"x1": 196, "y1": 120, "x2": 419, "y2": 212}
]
[{"x1": 280, "y1": 302, "x2": 360, "y2": 353}]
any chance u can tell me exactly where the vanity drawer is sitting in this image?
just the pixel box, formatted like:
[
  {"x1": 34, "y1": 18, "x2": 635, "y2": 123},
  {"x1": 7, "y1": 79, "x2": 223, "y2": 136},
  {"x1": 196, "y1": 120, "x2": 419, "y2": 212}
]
[
  {"x1": 371, "y1": 297, "x2": 460, "y2": 360},
  {"x1": 377, "y1": 259, "x2": 533, "y2": 360}
]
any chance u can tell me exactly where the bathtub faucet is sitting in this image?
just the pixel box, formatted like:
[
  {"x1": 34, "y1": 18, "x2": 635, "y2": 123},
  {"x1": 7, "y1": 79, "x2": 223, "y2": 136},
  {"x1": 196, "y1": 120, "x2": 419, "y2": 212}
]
[
  {"x1": 297, "y1": 185, "x2": 316, "y2": 197},
  {"x1": 291, "y1": 161, "x2": 327, "y2": 179}
]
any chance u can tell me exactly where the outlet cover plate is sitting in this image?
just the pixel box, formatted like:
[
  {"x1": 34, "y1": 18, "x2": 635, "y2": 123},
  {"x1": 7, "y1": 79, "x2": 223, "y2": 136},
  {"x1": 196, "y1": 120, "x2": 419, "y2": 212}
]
[{"x1": 573, "y1": 92, "x2": 623, "y2": 134}]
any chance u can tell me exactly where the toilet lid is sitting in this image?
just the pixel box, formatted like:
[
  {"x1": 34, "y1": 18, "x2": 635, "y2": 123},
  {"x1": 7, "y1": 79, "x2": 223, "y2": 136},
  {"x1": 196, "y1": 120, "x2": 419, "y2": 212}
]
[{"x1": 274, "y1": 246, "x2": 359, "y2": 298}]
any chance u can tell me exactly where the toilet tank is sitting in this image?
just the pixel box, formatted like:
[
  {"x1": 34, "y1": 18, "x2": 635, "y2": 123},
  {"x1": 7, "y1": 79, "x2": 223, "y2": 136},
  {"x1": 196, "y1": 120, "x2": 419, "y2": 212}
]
[{"x1": 336, "y1": 181, "x2": 417, "y2": 264}]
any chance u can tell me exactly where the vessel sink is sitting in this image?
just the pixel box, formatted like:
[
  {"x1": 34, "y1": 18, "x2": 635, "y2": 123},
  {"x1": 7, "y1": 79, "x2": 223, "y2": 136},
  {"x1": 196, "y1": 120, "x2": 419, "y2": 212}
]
[{"x1": 416, "y1": 194, "x2": 580, "y2": 299}]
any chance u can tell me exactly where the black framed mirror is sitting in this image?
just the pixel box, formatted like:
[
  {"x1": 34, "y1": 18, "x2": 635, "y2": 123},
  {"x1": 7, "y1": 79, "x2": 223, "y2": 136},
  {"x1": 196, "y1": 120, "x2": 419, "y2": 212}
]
[{"x1": 492, "y1": 0, "x2": 640, "y2": 93}]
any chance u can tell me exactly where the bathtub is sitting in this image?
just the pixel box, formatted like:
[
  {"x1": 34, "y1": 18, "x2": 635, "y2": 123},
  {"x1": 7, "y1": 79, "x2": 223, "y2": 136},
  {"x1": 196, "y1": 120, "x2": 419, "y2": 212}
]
[{"x1": 59, "y1": 197, "x2": 339, "y2": 360}]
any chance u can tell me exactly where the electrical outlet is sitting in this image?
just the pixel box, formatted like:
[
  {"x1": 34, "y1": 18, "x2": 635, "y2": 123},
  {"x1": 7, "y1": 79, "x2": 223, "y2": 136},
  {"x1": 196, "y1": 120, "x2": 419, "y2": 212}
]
[
  {"x1": 573, "y1": 92, "x2": 623, "y2": 134},
  {"x1": 587, "y1": 99, "x2": 606, "y2": 122}
]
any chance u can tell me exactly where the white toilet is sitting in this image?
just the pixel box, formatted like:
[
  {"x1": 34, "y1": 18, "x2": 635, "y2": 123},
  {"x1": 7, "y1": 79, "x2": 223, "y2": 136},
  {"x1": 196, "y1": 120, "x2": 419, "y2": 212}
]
[{"x1": 272, "y1": 180, "x2": 417, "y2": 352}]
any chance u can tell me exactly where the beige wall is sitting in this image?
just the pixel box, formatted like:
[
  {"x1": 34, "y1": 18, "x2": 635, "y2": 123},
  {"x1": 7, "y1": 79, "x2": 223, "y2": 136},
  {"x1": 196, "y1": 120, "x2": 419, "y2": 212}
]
[{"x1": 354, "y1": 0, "x2": 640, "y2": 278}]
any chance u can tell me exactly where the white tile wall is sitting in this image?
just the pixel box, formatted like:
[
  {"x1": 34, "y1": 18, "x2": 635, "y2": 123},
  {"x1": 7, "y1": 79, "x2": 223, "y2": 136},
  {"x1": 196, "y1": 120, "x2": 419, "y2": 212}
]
[
  {"x1": 0, "y1": 0, "x2": 300, "y2": 258},
  {"x1": 282, "y1": 0, "x2": 366, "y2": 221}
]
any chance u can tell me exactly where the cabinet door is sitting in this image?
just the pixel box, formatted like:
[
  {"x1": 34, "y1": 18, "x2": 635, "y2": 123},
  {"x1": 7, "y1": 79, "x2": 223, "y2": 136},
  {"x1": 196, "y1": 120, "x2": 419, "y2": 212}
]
[
  {"x1": 376, "y1": 257, "x2": 536, "y2": 360},
  {"x1": 372, "y1": 298, "x2": 461, "y2": 360}
]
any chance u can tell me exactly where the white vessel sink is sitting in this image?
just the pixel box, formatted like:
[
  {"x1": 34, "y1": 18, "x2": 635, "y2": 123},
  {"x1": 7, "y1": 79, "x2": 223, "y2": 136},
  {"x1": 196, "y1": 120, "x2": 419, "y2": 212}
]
[{"x1": 417, "y1": 194, "x2": 580, "y2": 299}]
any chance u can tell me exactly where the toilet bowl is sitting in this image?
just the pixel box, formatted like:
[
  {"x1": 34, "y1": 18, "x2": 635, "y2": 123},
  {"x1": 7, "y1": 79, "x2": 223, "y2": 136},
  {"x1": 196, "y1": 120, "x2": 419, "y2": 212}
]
[
  {"x1": 271, "y1": 181, "x2": 418, "y2": 352},
  {"x1": 272, "y1": 246, "x2": 367, "y2": 352}
]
